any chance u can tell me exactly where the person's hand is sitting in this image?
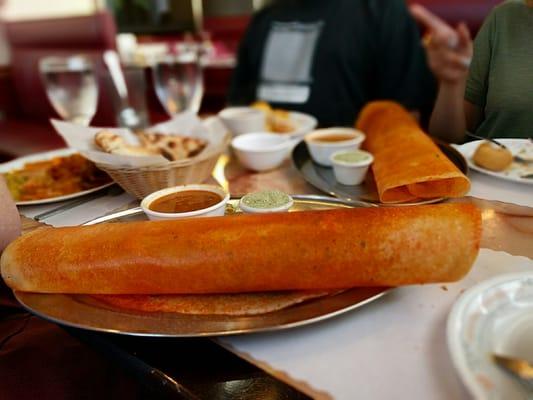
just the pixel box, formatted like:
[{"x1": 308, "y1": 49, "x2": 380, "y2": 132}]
[
  {"x1": 410, "y1": 4, "x2": 473, "y2": 85},
  {"x1": 0, "y1": 176, "x2": 21, "y2": 252}
]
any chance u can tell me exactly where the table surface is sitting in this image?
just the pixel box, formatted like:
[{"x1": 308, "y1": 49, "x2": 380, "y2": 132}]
[{"x1": 1, "y1": 152, "x2": 532, "y2": 400}]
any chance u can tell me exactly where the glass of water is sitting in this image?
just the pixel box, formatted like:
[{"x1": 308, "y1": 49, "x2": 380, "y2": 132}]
[
  {"x1": 152, "y1": 50, "x2": 204, "y2": 116},
  {"x1": 39, "y1": 55, "x2": 98, "y2": 125}
]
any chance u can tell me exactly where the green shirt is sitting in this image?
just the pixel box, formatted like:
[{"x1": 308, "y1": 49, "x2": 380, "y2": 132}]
[{"x1": 465, "y1": 0, "x2": 533, "y2": 139}]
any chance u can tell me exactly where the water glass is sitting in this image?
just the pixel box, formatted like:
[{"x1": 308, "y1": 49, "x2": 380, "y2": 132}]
[
  {"x1": 152, "y1": 51, "x2": 204, "y2": 116},
  {"x1": 39, "y1": 55, "x2": 98, "y2": 126},
  {"x1": 104, "y1": 65, "x2": 150, "y2": 128}
]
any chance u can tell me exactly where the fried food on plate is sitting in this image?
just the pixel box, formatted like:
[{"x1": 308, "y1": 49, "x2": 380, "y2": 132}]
[
  {"x1": 356, "y1": 101, "x2": 470, "y2": 203},
  {"x1": 251, "y1": 101, "x2": 296, "y2": 133},
  {"x1": 250, "y1": 101, "x2": 272, "y2": 113},
  {"x1": 1, "y1": 203, "x2": 481, "y2": 295},
  {"x1": 472, "y1": 141, "x2": 513, "y2": 172},
  {"x1": 3, "y1": 154, "x2": 111, "y2": 201}
]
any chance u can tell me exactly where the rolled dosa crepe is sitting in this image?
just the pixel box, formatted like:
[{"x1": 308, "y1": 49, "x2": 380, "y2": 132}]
[
  {"x1": 1, "y1": 204, "x2": 481, "y2": 294},
  {"x1": 355, "y1": 101, "x2": 470, "y2": 203}
]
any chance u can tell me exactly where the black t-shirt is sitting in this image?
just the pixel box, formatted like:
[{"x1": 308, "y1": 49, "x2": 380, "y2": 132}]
[{"x1": 228, "y1": 0, "x2": 436, "y2": 127}]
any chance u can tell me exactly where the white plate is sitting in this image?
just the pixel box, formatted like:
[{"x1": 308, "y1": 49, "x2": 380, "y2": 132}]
[
  {"x1": 0, "y1": 148, "x2": 113, "y2": 206},
  {"x1": 447, "y1": 272, "x2": 533, "y2": 399},
  {"x1": 456, "y1": 139, "x2": 533, "y2": 185},
  {"x1": 284, "y1": 111, "x2": 317, "y2": 139}
]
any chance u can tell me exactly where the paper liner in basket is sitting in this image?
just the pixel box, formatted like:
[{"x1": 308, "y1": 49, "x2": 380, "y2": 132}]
[{"x1": 51, "y1": 111, "x2": 228, "y2": 167}]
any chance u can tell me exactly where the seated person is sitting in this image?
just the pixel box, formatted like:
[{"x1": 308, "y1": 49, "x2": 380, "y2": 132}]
[
  {"x1": 0, "y1": 176, "x2": 20, "y2": 252},
  {"x1": 412, "y1": 1, "x2": 533, "y2": 142},
  {"x1": 228, "y1": 0, "x2": 436, "y2": 127}
]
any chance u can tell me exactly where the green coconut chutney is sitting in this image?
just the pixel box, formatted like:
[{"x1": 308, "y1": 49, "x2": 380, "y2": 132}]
[
  {"x1": 333, "y1": 151, "x2": 370, "y2": 163},
  {"x1": 242, "y1": 190, "x2": 291, "y2": 209}
]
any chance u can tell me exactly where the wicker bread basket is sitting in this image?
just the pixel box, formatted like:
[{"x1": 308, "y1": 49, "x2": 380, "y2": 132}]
[{"x1": 95, "y1": 131, "x2": 231, "y2": 199}]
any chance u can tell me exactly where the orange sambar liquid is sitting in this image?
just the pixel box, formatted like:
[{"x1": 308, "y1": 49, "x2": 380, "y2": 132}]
[
  {"x1": 149, "y1": 190, "x2": 222, "y2": 213},
  {"x1": 313, "y1": 134, "x2": 354, "y2": 142}
]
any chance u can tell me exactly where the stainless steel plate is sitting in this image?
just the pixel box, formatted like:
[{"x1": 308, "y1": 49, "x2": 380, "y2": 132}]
[
  {"x1": 292, "y1": 139, "x2": 469, "y2": 206},
  {"x1": 15, "y1": 287, "x2": 387, "y2": 337},
  {"x1": 15, "y1": 196, "x2": 389, "y2": 337}
]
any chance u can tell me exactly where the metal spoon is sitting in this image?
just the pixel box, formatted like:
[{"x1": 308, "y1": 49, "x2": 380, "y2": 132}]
[
  {"x1": 465, "y1": 132, "x2": 507, "y2": 149},
  {"x1": 103, "y1": 50, "x2": 142, "y2": 130}
]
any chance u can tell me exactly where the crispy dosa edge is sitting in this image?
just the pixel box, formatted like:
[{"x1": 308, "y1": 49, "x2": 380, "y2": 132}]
[
  {"x1": 1, "y1": 227, "x2": 48, "y2": 292},
  {"x1": 91, "y1": 290, "x2": 336, "y2": 316}
]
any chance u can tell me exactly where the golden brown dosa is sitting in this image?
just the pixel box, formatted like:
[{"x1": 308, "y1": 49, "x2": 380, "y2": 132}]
[
  {"x1": 0, "y1": 204, "x2": 481, "y2": 294},
  {"x1": 91, "y1": 290, "x2": 335, "y2": 316},
  {"x1": 355, "y1": 101, "x2": 470, "y2": 203}
]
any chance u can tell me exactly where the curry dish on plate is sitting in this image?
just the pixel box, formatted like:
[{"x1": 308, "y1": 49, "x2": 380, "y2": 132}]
[
  {"x1": 251, "y1": 101, "x2": 296, "y2": 134},
  {"x1": 3, "y1": 153, "x2": 112, "y2": 201}
]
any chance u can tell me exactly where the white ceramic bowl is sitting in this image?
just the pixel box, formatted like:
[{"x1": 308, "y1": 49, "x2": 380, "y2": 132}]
[
  {"x1": 239, "y1": 192, "x2": 294, "y2": 214},
  {"x1": 231, "y1": 133, "x2": 295, "y2": 172},
  {"x1": 304, "y1": 128, "x2": 365, "y2": 166},
  {"x1": 330, "y1": 150, "x2": 374, "y2": 185},
  {"x1": 218, "y1": 107, "x2": 266, "y2": 136},
  {"x1": 141, "y1": 184, "x2": 229, "y2": 220}
]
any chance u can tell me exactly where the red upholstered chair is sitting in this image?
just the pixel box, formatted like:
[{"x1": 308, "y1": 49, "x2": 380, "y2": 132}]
[
  {"x1": 5, "y1": 12, "x2": 117, "y2": 126},
  {"x1": 0, "y1": 12, "x2": 118, "y2": 157}
]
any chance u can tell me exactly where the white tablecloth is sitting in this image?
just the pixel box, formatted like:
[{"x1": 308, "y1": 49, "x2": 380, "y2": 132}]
[
  {"x1": 221, "y1": 250, "x2": 533, "y2": 399},
  {"x1": 467, "y1": 170, "x2": 532, "y2": 208},
  {"x1": 19, "y1": 191, "x2": 136, "y2": 227}
]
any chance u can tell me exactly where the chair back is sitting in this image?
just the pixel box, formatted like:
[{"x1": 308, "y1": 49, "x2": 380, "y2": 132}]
[{"x1": 5, "y1": 12, "x2": 117, "y2": 125}]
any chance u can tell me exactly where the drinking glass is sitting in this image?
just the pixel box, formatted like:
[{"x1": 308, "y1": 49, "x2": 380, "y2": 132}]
[
  {"x1": 104, "y1": 65, "x2": 150, "y2": 129},
  {"x1": 152, "y1": 50, "x2": 204, "y2": 116},
  {"x1": 39, "y1": 55, "x2": 98, "y2": 125}
]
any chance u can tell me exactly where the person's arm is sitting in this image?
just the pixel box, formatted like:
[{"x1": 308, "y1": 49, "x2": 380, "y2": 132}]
[
  {"x1": 430, "y1": 85, "x2": 467, "y2": 143},
  {"x1": 0, "y1": 176, "x2": 21, "y2": 252},
  {"x1": 410, "y1": 5, "x2": 489, "y2": 142}
]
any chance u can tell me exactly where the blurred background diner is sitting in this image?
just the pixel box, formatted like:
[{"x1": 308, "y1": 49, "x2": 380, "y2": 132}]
[
  {"x1": 227, "y1": 0, "x2": 436, "y2": 127},
  {"x1": 0, "y1": 0, "x2": 504, "y2": 164}
]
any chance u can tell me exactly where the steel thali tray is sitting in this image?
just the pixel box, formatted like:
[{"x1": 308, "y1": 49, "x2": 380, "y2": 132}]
[
  {"x1": 292, "y1": 139, "x2": 469, "y2": 206},
  {"x1": 15, "y1": 196, "x2": 389, "y2": 337}
]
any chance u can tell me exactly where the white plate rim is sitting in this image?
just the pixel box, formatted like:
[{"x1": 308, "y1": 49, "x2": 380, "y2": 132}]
[
  {"x1": 446, "y1": 271, "x2": 533, "y2": 399},
  {"x1": 287, "y1": 111, "x2": 318, "y2": 136},
  {"x1": 456, "y1": 139, "x2": 533, "y2": 185},
  {"x1": 0, "y1": 148, "x2": 114, "y2": 206}
]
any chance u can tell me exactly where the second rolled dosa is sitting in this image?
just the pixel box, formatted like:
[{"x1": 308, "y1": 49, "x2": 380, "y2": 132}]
[
  {"x1": 1, "y1": 203, "x2": 481, "y2": 294},
  {"x1": 355, "y1": 101, "x2": 471, "y2": 203}
]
